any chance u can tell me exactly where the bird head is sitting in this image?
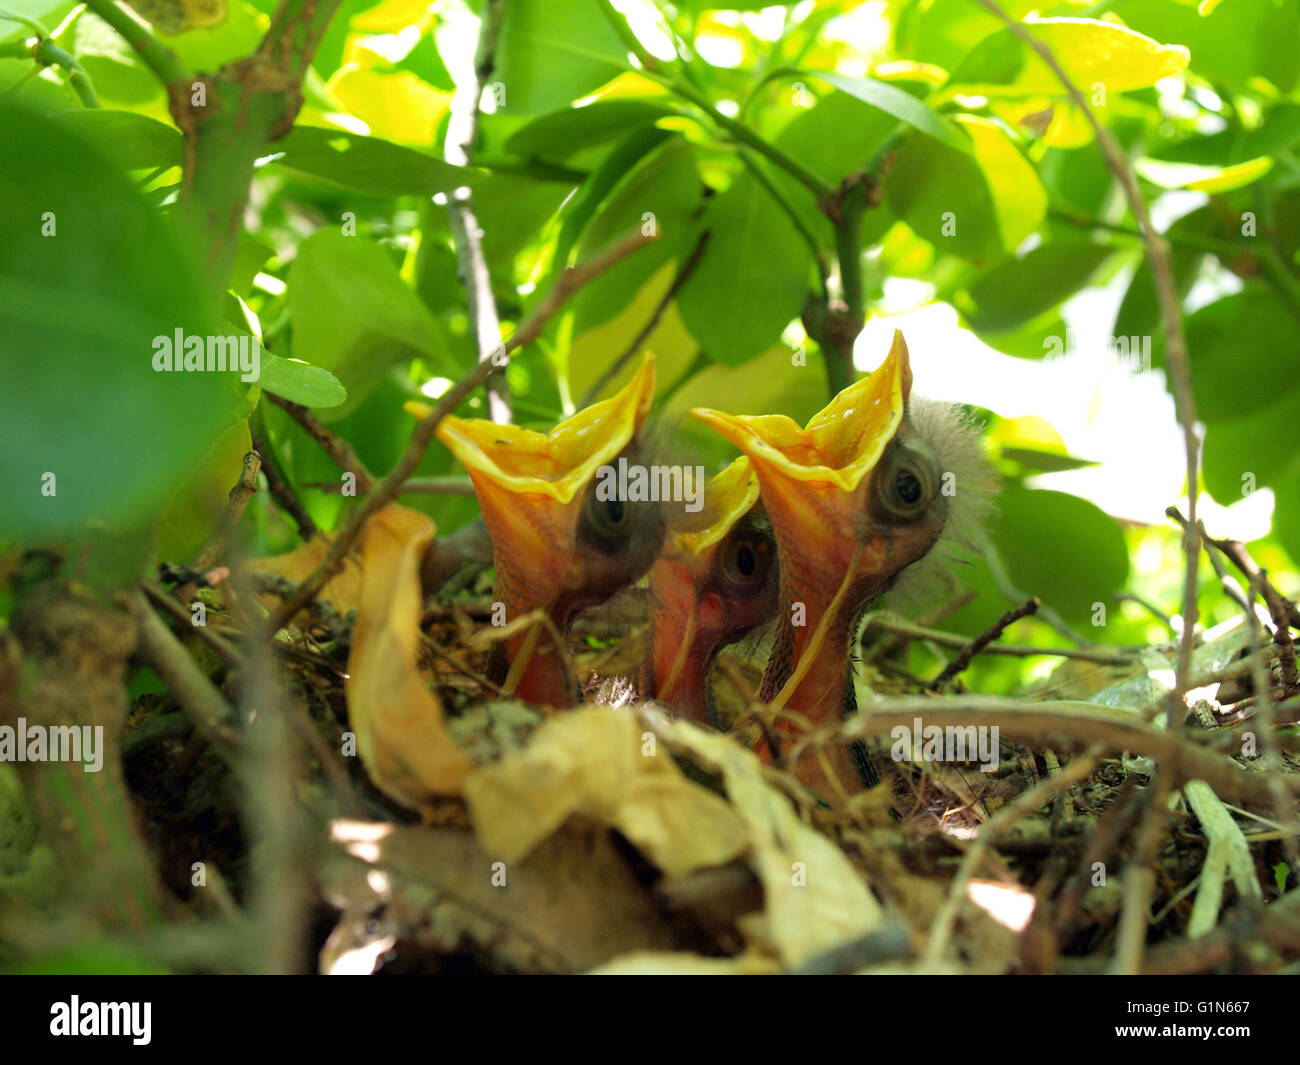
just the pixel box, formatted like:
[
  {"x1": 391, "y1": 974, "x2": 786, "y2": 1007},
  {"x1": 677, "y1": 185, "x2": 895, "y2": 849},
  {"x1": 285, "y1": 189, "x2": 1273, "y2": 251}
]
[
  {"x1": 436, "y1": 355, "x2": 664, "y2": 705},
  {"x1": 644, "y1": 457, "x2": 779, "y2": 723},
  {"x1": 692, "y1": 331, "x2": 979, "y2": 796}
]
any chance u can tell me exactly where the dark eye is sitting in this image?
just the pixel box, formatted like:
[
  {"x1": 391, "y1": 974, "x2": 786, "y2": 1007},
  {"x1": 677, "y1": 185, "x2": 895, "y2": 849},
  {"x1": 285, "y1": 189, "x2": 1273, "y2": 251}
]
[
  {"x1": 735, "y1": 544, "x2": 756, "y2": 577},
  {"x1": 719, "y1": 531, "x2": 771, "y2": 593},
  {"x1": 585, "y1": 495, "x2": 629, "y2": 543},
  {"x1": 874, "y1": 441, "x2": 938, "y2": 522},
  {"x1": 895, "y1": 470, "x2": 922, "y2": 505}
]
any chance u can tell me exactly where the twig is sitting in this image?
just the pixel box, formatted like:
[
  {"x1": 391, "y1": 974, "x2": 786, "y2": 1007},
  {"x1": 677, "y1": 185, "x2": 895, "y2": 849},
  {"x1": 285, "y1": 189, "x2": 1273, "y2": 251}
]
[
  {"x1": 250, "y1": 423, "x2": 317, "y2": 539},
  {"x1": 974, "y1": 0, "x2": 1202, "y2": 711},
  {"x1": 1109, "y1": 774, "x2": 1172, "y2": 974},
  {"x1": 399, "y1": 476, "x2": 477, "y2": 496},
  {"x1": 0, "y1": 10, "x2": 99, "y2": 107},
  {"x1": 929, "y1": 596, "x2": 1040, "y2": 688},
  {"x1": 264, "y1": 229, "x2": 657, "y2": 633},
  {"x1": 141, "y1": 580, "x2": 244, "y2": 667},
  {"x1": 861, "y1": 615, "x2": 1133, "y2": 665},
  {"x1": 266, "y1": 393, "x2": 375, "y2": 493},
  {"x1": 80, "y1": 0, "x2": 187, "y2": 85},
  {"x1": 445, "y1": 0, "x2": 509, "y2": 423},
  {"x1": 578, "y1": 230, "x2": 710, "y2": 406},
  {"x1": 127, "y1": 590, "x2": 241, "y2": 760},
  {"x1": 193, "y1": 449, "x2": 261, "y2": 570},
  {"x1": 794, "y1": 695, "x2": 1300, "y2": 805},
  {"x1": 924, "y1": 750, "x2": 1100, "y2": 964}
]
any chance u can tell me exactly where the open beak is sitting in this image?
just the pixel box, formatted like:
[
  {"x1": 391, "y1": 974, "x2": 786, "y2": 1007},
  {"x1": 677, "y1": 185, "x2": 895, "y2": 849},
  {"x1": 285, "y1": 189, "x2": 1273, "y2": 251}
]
[
  {"x1": 691, "y1": 331, "x2": 910, "y2": 602},
  {"x1": 429, "y1": 355, "x2": 656, "y2": 705},
  {"x1": 648, "y1": 457, "x2": 761, "y2": 717}
]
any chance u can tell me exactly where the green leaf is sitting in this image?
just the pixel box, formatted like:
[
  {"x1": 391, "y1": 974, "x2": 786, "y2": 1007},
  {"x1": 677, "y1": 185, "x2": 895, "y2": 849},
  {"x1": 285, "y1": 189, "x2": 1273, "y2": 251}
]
[
  {"x1": 1117, "y1": 0, "x2": 1298, "y2": 94},
  {"x1": 392, "y1": 31, "x2": 454, "y2": 92},
  {"x1": 948, "y1": 17, "x2": 1189, "y2": 96},
  {"x1": 273, "y1": 126, "x2": 481, "y2": 197},
  {"x1": 677, "y1": 170, "x2": 813, "y2": 364},
  {"x1": 990, "y1": 486, "x2": 1130, "y2": 623},
  {"x1": 287, "y1": 230, "x2": 460, "y2": 420},
  {"x1": 1185, "y1": 287, "x2": 1300, "y2": 423},
  {"x1": 259, "y1": 355, "x2": 347, "y2": 408},
  {"x1": 888, "y1": 116, "x2": 1044, "y2": 260},
  {"x1": 568, "y1": 136, "x2": 703, "y2": 334},
  {"x1": 964, "y1": 242, "x2": 1111, "y2": 333},
  {"x1": 52, "y1": 110, "x2": 181, "y2": 172},
  {"x1": 495, "y1": 0, "x2": 629, "y2": 115},
  {"x1": 0, "y1": 104, "x2": 227, "y2": 540},
  {"x1": 505, "y1": 99, "x2": 677, "y2": 159},
  {"x1": 1202, "y1": 385, "x2": 1300, "y2": 504},
  {"x1": 806, "y1": 70, "x2": 971, "y2": 154}
]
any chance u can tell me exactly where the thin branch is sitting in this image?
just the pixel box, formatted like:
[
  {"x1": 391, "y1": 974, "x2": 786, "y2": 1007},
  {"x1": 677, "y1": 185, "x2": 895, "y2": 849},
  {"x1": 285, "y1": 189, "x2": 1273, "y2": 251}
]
[
  {"x1": 796, "y1": 695, "x2": 1300, "y2": 805},
  {"x1": 0, "y1": 11, "x2": 100, "y2": 106},
  {"x1": 973, "y1": 0, "x2": 1202, "y2": 714},
  {"x1": 399, "y1": 476, "x2": 477, "y2": 496},
  {"x1": 578, "y1": 229, "x2": 710, "y2": 406},
  {"x1": 80, "y1": 0, "x2": 187, "y2": 85},
  {"x1": 193, "y1": 449, "x2": 261, "y2": 570},
  {"x1": 929, "y1": 596, "x2": 1040, "y2": 689},
  {"x1": 264, "y1": 229, "x2": 658, "y2": 633},
  {"x1": 445, "y1": 0, "x2": 509, "y2": 423},
  {"x1": 266, "y1": 392, "x2": 376, "y2": 493},
  {"x1": 861, "y1": 615, "x2": 1133, "y2": 664},
  {"x1": 250, "y1": 422, "x2": 317, "y2": 539}
]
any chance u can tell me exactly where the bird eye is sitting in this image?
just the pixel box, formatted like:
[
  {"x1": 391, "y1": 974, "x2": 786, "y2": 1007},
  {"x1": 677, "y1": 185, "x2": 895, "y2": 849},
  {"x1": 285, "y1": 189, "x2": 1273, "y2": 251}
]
[
  {"x1": 874, "y1": 441, "x2": 938, "y2": 522},
  {"x1": 718, "y1": 530, "x2": 771, "y2": 593},
  {"x1": 585, "y1": 494, "x2": 629, "y2": 543}
]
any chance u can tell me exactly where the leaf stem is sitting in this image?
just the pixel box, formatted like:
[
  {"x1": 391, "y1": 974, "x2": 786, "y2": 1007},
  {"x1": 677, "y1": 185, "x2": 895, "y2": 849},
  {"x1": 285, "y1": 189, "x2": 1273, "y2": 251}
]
[{"x1": 80, "y1": 0, "x2": 188, "y2": 86}]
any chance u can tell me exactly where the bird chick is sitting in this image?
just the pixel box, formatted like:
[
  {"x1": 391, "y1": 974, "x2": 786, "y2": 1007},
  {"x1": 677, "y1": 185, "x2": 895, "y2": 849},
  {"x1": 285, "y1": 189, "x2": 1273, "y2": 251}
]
[
  {"x1": 436, "y1": 356, "x2": 665, "y2": 707},
  {"x1": 643, "y1": 457, "x2": 779, "y2": 725},
  {"x1": 693, "y1": 331, "x2": 991, "y2": 801}
]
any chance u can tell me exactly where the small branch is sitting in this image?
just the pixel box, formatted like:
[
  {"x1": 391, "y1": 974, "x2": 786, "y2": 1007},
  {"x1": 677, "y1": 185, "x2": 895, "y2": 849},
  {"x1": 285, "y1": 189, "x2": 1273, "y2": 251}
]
[
  {"x1": 266, "y1": 393, "x2": 376, "y2": 493},
  {"x1": 399, "y1": 476, "x2": 477, "y2": 496},
  {"x1": 861, "y1": 615, "x2": 1132, "y2": 664},
  {"x1": 797, "y1": 695, "x2": 1300, "y2": 805},
  {"x1": 445, "y1": 0, "x2": 509, "y2": 423},
  {"x1": 929, "y1": 596, "x2": 1040, "y2": 689},
  {"x1": 975, "y1": 0, "x2": 1202, "y2": 712},
  {"x1": 0, "y1": 12, "x2": 100, "y2": 106},
  {"x1": 250, "y1": 422, "x2": 317, "y2": 539},
  {"x1": 80, "y1": 0, "x2": 187, "y2": 86},
  {"x1": 578, "y1": 229, "x2": 710, "y2": 407},
  {"x1": 193, "y1": 449, "x2": 261, "y2": 570},
  {"x1": 1108, "y1": 774, "x2": 1172, "y2": 974},
  {"x1": 264, "y1": 229, "x2": 657, "y2": 633},
  {"x1": 127, "y1": 590, "x2": 241, "y2": 760}
]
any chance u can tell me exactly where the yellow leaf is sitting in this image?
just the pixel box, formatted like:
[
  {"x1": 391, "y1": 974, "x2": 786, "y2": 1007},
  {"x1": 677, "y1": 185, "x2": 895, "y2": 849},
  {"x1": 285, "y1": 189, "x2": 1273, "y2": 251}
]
[
  {"x1": 957, "y1": 115, "x2": 1046, "y2": 252},
  {"x1": 462, "y1": 707, "x2": 751, "y2": 879},
  {"x1": 345, "y1": 505, "x2": 474, "y2": 812},
  {"x1": 1137, "y1": 156, "x2": 1273, "y2": 194},
  {"x1": 329, "y1": 66, "x2": 451, "y2": 145}
]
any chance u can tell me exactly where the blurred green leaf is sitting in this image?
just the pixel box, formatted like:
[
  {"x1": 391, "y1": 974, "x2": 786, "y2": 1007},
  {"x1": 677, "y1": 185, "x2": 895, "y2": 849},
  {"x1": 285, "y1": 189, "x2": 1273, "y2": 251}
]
[
  {"x1": 990, "y1": 486, "x2": 1131, "y2": 623},
  {"x1": 505, "y1": 99, "x2": 677, "y2": 159},
  {"x1": 678, "y1": 170, "x2": 812, "y2": 364},
  {"x1": 495, "y1": 0, "x2": 628, "y2": 114},
  {"x1": 964, "y1": 241, "x2": 1111, "y2": 333},
  {"x1": 273, "y1": 126, "x2": 480, "y2": 197},
  {"x1": 0, "y1": 104, "x2": 226, "y2": 540},
  {"x1": 287, "y1": 230, "x2": 460, "y2": 419}
]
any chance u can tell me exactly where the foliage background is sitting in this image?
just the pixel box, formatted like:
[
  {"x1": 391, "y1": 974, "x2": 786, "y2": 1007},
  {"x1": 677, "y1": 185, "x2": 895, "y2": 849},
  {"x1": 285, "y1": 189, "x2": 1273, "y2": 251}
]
[{"x1": 2, "y1": 0, "x2": 1299, "y2": 700}]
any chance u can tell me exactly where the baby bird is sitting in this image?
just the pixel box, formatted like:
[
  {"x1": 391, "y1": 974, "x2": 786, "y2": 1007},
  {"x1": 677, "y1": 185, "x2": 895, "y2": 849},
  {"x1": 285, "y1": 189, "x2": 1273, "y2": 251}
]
[
  {"x1": 693, "y1": 331, "x2": 994, "y2": 801},
  {"x1": 436, "y1": 356, "x2": 665, "y2": 707},
  {"x1": 642, "y1": 457, "x2": 779, "y2": 725}
]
